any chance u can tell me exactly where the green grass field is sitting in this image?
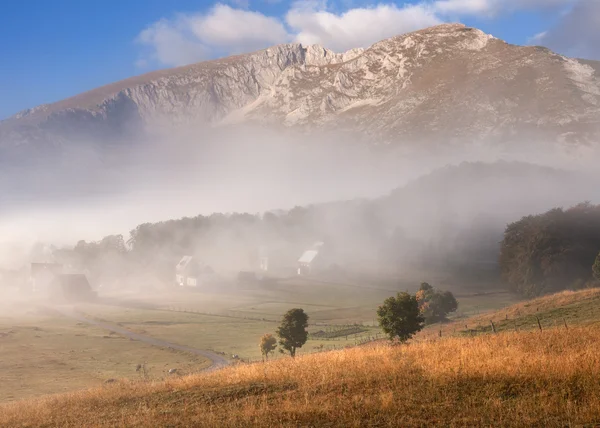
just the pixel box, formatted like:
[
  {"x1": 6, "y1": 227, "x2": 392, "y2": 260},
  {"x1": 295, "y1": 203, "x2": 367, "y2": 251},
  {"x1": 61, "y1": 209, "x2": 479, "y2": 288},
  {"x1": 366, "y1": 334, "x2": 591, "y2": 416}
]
[
  {"x1": 75, "y1": 303, "x2": 381, "y2": 360},
  {"x1": 0, "y1": 303, "x2": 210, "y2": 402},
  {"x1": 95, "y1": 272, "x2": 518, "y2": 323},
  {"x1": 0, "y1": 271, "x2": 519, "y2": 402},
  {"x1": 75, "y1": 272, "x2": 516, "y2": 360}
]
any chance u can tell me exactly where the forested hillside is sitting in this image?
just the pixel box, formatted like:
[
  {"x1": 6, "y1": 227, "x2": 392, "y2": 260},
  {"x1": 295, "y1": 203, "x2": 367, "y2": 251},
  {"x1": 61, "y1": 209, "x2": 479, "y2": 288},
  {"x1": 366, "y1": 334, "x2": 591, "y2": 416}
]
[
  {"x1": 500, "y1": 203, "x2": 600, "y2": 297},
  {"x1": 45, "y1": 161, "x2": 598, "y2": 291}
]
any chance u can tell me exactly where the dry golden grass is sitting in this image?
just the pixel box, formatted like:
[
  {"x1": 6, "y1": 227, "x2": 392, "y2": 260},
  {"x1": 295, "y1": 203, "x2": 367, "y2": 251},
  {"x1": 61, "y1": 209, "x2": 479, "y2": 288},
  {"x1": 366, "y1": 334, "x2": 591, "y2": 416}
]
[
  {"x1": 414, "y1": 288, "x2": 600, "y2": 340},
  {"x1": 2, "y1": 323, "x2": 600, "y2": 427},
  {"x1": 467, "y1": 288, "x2": 600, "y2": 324}
]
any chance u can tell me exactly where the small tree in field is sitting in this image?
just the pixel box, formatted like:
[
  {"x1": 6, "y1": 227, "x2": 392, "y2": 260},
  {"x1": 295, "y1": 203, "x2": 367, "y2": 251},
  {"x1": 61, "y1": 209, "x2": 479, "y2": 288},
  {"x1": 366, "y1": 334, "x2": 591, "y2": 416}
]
[
  {"x1": 593, "y1": 252, "x2": 600, "y2": 282},
  {"x1": 416, "y1": 282, "x2": 458, "y2": 324},
  {"x1": 259, "y1": 333, "x2": 277, "y2": 361},
  {"x1": 276, "y1": 308, "x2": 309, "y2": 358},
  {"x1": 377, "y1": 292, "x2": 424, "y2": 343}
]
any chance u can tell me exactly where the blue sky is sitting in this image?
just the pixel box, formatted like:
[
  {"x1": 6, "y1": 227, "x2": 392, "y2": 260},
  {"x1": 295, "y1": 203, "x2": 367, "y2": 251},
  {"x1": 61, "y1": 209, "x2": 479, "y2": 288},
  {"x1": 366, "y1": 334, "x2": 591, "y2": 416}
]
[{"x1": 0, "y1": 0, "x2": 596, "y2": 120}]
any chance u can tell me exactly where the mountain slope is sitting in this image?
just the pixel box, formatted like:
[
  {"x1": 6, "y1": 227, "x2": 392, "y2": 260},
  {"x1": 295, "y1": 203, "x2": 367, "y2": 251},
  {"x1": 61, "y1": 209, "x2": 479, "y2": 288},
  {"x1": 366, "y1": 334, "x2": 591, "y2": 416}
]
[{"x1": 2, "y1": 23, "x2": 600, "y2": 150}]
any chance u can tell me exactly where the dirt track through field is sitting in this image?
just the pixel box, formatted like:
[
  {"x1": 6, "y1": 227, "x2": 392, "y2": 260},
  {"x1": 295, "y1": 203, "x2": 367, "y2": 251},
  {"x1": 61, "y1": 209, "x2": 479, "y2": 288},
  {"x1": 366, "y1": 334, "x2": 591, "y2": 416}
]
[{"x1": 48, "y1": 306, "x2": 229, "y2": 371}]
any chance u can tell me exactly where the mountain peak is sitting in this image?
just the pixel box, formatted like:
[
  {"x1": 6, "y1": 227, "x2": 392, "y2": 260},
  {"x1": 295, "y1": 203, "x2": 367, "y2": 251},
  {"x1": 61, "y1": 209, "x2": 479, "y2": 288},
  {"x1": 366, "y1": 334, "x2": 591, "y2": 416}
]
[{"x1": 1, "y1": 24, "x2": 599, "y2": 153}]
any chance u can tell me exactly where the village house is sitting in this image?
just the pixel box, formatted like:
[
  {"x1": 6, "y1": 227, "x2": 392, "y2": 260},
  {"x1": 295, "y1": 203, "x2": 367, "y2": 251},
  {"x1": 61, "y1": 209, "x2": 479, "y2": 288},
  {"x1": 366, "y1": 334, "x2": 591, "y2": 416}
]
[
  {"x1": 297, "y1": 242, "x2": 325, "y2": 275},
  {"x1": 175, "y1": 256, "x2": 214, "y2": 288}
]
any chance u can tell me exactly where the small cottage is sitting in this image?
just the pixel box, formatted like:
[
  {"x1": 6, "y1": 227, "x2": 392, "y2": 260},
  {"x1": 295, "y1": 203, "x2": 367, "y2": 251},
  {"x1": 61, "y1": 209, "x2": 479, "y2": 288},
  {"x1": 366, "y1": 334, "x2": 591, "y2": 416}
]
[
  {"x1": 297, "y1": 242, "x2": 325, "y2": 275},
  {"x1": 175, "y1": 256, "x2": 214, "y2": 288}
]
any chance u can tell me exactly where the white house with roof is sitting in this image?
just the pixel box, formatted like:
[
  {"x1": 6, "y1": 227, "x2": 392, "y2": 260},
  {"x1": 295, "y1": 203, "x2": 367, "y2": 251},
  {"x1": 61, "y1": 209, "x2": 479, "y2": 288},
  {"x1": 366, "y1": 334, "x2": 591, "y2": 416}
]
[
  {"x1": 297, "y1": 242, "x2": 325, "y2": 275},
  {"x1": 175, "y1": 256, "x2": 214, "y2": 287}
]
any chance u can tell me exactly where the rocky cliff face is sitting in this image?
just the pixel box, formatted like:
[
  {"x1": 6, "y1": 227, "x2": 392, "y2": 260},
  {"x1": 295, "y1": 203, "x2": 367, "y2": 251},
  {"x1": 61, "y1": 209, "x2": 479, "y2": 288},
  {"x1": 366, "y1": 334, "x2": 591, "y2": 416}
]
[{"x1": 2, "y1": 24, "x2": 599, "y2": 151}]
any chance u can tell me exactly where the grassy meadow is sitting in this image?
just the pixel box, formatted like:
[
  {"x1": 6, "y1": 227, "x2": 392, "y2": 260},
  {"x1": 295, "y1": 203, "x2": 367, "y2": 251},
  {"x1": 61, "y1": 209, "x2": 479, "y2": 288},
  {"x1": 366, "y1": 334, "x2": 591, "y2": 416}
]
[
  {"x1": 450, "y1": 288, "x2": 600, "y2": 336},
  {"x1": 0, "y1": 271, "x2": 518, "y2": 405},
  {"x1": 2, "y1": 322, "x2": 600, "y2": 427},
  {"x1": 0, "y1": 304, "x2": 211, "y2": 402},
  {"x1": 74, "y1": 303, "x2": 381, "y2": 360},
  {"x1": 73, "y1": 273, "x2": 516, "y2": 361}
]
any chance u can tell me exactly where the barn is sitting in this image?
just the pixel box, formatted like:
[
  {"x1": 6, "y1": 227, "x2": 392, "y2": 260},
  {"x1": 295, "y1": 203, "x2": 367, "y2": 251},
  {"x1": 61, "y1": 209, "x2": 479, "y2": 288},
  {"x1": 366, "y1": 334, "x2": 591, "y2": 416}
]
[{"x1": 48, "y1": 274, "x2": 96, "y2": 302}]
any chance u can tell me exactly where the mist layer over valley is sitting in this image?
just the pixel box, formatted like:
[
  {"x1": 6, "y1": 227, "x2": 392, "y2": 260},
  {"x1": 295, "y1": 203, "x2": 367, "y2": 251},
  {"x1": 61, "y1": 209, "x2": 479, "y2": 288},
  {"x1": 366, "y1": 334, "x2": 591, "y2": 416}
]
[
  {"x1": 2, "y1": 125, "x2": 599, "y2": 277},
  {"x1": 1, "y1": 126, "x2": 598, "y2": 265},
  {"x1": 2, "y1": 22, "x2": 600, "y2": 266},
  {"x1": 3, "y1": 22, "x2": 600, "y2": 418}
]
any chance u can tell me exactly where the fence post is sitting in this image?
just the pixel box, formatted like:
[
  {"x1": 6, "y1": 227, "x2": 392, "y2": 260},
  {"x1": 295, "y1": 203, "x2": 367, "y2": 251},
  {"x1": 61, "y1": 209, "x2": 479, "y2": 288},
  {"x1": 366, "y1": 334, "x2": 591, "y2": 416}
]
[
  {"x1": 563, "y1": 318, "x2": 568, "y2": 330},
  {"x1": 490, "y1": 320, "x2": 496, "y2": 334},
  {"x1": 535, "y1": 316, "x2": 543, "y2": 332}
]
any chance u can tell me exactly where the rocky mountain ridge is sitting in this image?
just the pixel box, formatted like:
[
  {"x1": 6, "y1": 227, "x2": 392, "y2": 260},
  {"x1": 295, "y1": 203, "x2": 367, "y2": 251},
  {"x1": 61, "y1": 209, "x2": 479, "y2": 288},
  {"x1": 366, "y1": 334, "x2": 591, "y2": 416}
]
[{"x1": 2, "y1": 23, "x2": 600, "y2": 150}]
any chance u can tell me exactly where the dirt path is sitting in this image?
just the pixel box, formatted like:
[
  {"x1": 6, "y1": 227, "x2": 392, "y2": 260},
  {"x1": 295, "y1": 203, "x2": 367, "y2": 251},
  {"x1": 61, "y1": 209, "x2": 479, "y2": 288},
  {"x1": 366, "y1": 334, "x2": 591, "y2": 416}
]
[{"x1": 49, "y1": 306, "x2": 229, "y2": 371}]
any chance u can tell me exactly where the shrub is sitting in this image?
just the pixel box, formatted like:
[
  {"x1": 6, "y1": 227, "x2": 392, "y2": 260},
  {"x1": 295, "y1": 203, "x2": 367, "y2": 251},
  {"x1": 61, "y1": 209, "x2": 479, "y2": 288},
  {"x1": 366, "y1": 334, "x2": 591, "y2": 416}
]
[
  {"x1": 415, "y1": 282, "x2": 458, "y2": 324},
  {"x1": 259, "y1": 333, "x2": 277, "y2": 361}
]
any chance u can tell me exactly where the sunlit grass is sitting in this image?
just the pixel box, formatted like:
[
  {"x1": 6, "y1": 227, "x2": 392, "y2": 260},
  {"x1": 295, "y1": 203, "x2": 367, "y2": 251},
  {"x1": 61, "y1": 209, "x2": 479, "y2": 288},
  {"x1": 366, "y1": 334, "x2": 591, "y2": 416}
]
[
  {"x1": 2, "y1": 323, "x2": 600, "y2": 427},
  {"x1": 0, "y1": 312, "x2": 211, "y2": 403}
]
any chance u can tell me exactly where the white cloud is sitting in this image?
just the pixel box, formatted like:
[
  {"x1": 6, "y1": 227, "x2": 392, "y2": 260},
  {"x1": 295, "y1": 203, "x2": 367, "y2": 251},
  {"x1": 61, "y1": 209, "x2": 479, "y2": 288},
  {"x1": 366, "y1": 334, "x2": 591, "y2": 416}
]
[
  {"x1": 135, "y1": 0, "x2": 590, "y2": 69},
  {"x1": 135, "y1": 4, "x2": 289, "y2": 68},
  {"x1": 533, "y1": 1, "x2": 600, "y2": 60},
  {"x1": 136, "y1": 18, "x2": 210, "y2": 67},
  {"x1": 189, "y1": 4, "x2": 289, "y2": 53},
  {"x1": 286, "y1": 3, "x2": 441, "y2": 52},
  {"x1": 136, "y1": 2, "x2": 440, "y2": 68},
  {"x1": 434, "y1": 0, "x2": 574, "y2": 17}
]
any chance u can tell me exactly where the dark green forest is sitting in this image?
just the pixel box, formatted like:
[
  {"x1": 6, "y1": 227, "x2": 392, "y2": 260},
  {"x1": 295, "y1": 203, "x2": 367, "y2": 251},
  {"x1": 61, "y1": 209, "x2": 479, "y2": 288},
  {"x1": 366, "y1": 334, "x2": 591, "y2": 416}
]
[{"x1": 500, "y1": 203, "x2": 600, "y2": 297}]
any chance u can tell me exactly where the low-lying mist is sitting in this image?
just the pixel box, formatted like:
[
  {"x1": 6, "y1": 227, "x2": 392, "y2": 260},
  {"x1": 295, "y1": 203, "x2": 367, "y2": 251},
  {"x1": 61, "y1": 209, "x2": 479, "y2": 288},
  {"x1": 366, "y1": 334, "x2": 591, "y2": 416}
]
[{"x1": 1, "y1": 124, "x2": 600, "y2": 273}]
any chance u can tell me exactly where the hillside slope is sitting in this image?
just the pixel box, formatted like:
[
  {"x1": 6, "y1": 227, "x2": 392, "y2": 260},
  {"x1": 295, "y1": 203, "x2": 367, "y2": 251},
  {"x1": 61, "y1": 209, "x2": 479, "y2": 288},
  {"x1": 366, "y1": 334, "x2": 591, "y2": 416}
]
[
  {"x1": 1, "y1": 324, "x2": 599, "y2": 427},
  {"x1": 2, "y1": 24, "x2": 600, "y2": 151},
  {"x1": 457, "y1": 288, "x2": 600, "y2": 335}
]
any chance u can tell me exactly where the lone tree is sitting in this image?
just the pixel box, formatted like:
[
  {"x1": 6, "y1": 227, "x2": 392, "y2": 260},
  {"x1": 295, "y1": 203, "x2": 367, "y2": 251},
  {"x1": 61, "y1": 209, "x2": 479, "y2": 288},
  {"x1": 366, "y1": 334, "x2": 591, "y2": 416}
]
[
  {"x1": 415, "y1": 282, "x2": 458, "y2": 324},
  {"x1": 594, "y1": 252, "x2": 600, "y2": 282},
  {"x1": 377, "y1": 292, "x2": 424, "y2": 343},
  {"x1": 259, "y1": 333, "x2": 277, "y2": 361},
  {"x1": 276, "y1": 308, "x2": 309, "y2": 358}
]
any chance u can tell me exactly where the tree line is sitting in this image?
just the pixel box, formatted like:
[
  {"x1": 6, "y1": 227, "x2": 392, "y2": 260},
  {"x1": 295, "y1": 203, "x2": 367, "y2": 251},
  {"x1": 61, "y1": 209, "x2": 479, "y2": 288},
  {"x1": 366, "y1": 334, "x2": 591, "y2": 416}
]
[{"x1": 499, "y1": 202, "x2": 600, "y2": 297}]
